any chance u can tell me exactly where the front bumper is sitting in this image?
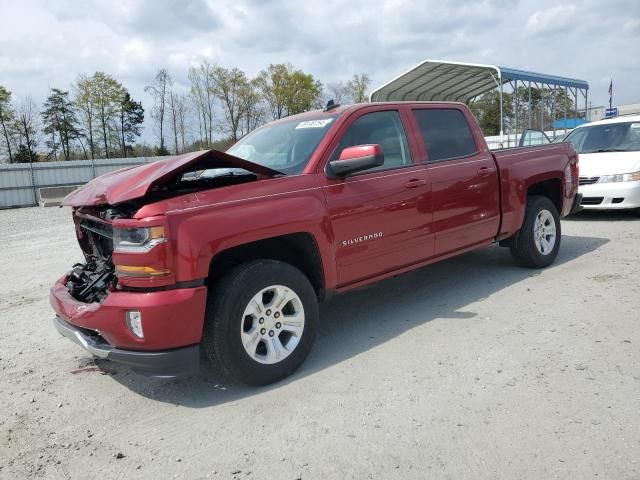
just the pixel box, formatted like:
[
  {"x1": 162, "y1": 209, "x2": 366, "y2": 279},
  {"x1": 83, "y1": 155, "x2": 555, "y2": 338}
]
[
  {"x1": 50, "y1": 274, "x2": 207, "y2": 376},
  {"x1": 579, "y1": 181, "x2": 640, "y2": 209},
  {"x1": 54, "y1": 316, "x2": 199, "y2": 376}
]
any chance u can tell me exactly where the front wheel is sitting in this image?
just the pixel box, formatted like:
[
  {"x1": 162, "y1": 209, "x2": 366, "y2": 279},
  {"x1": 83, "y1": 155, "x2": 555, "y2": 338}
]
[
  {"x1": 510, "y1": 195, "x2": 561, "y2": 268},
  {"x1": 203, "y1": 260, "x2": 319, "y2": 386}
]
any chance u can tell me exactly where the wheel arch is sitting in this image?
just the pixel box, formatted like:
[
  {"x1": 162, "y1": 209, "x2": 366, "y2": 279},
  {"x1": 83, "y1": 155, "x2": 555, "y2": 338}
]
[
  {"x1": 526, "y1": 177, "x2": 563, "y2": 213},
  {"x1": 207, "y1": 232, "x2": 327, "y2": 299},
  {"x1": 500, "y1": 178, "x2": 563, "y2": 247}
]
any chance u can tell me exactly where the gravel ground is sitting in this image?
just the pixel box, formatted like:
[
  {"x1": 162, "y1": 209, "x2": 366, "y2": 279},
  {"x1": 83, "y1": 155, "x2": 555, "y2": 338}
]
[{"x1": 0, "y1": 206, "x2": 639, "y2": 480}]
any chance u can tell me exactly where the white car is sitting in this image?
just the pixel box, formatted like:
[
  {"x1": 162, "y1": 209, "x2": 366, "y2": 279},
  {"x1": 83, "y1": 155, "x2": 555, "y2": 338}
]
[{"x1": 562, "y1": 115, "x2": 640, "y2": 213}]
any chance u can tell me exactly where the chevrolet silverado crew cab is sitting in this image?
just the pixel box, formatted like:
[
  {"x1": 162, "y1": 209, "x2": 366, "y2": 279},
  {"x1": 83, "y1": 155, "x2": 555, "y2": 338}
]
[{"x1": 51, "y1": 102, "x2": 580, "y2": 385}]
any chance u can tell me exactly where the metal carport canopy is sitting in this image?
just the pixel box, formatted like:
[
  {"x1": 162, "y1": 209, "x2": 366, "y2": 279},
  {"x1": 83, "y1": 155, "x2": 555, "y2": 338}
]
[{"x1": 369, "y1": 59, "x2": 589, "y2": 103}]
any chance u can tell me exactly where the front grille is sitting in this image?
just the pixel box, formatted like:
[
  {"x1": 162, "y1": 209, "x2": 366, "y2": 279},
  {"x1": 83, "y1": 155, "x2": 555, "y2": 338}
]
[
  {"x1": 579, "y1": 176, "x2": 599, "y2": 186},
  {"x1": 581, "y1": 197, "x2": 604, "y2": 205},
  {"x1": 79, "y1": 218, "x2": 114, "y2": 259}
]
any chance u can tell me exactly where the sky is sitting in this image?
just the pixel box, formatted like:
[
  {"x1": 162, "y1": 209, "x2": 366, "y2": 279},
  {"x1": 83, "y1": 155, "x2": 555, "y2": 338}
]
[{"x1": 1, "y1": 0, "x2": 639, "y2": 143}]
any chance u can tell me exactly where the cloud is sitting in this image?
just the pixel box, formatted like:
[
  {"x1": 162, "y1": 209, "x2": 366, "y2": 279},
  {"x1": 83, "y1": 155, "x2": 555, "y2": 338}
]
[{"x1": 525, "y1": 4, "x2": 577, "y2": 35}]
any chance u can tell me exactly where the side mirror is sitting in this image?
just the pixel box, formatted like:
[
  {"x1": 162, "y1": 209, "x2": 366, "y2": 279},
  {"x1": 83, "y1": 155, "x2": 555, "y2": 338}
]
[{"x1": 326, "y1": 144, "x2": 384, "y2": 178}]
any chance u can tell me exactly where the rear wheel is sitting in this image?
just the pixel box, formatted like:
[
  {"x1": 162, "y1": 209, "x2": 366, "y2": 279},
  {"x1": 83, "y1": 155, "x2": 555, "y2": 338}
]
[
  {"x1": 203, "y1": 260, "x2": 319, "y2": 386},
  {"x1": 510, "y1": 195, "x2": 561, "y2": 268}
]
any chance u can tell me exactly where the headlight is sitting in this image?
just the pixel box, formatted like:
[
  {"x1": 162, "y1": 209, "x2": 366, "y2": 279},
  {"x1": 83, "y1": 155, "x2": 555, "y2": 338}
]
[
  {"x1": 113, "y1": 226, "x2": 166, "y2": 253},
  {"x1": 597, "y1": 171, "x2": 640, "y2": 183}
]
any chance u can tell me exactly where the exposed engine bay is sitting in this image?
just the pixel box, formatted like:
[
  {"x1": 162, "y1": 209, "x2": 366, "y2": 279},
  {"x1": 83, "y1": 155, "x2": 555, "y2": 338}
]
[
  {"x1": 65, "y1": 207, "x2": 122, "y2": 303},
  {"x1": 144, "y1": 168, "x2": 259, "y2": 203},
  {"x1": 66, "y1": 260, "x2": 115, "y2": 303}
]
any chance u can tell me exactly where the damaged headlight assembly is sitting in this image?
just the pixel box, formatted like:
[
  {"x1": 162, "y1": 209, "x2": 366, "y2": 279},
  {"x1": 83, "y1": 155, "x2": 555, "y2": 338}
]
[
  {"x1": 113, "y1": 226, "x2": 166, "y2": 253},
  {"x1": 113, "y1": 225, "x2": 171, "y2": 278}
]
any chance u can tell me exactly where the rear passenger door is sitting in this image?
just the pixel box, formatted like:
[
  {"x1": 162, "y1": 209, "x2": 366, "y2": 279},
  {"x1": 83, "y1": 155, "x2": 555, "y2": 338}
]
[{"x1": 410, "y1": 107, "x2": 500, "y2": 256}]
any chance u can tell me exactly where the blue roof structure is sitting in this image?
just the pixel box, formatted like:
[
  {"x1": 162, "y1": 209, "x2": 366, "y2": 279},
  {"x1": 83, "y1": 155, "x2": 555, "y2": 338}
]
[{"x1": 499, "y1": 67, "x2": 588, "y2": 90}]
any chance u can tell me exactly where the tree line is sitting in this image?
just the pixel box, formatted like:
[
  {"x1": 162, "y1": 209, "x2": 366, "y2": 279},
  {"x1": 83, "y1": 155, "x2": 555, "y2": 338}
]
[
  {"x1": 0, "y1": 63, "x2": 370, "y2": 164},
  {"x1": 469, "y1": 86, "x2": 577, "y2": 136}
]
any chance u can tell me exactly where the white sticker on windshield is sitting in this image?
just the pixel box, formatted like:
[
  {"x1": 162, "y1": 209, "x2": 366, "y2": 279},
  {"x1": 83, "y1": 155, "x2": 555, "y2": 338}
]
[{"x1": 295, "y1": 118, "x2": 334, "y2": 129}]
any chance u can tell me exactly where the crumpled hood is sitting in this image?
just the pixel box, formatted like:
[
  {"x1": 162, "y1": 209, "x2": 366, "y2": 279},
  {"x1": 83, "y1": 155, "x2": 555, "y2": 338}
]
[{"x1": 63, "y1": 150, "x2": 282, "y2": 207}]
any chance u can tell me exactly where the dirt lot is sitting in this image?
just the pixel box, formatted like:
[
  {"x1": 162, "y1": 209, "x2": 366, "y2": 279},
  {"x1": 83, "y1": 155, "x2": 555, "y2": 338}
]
[{"x1": 0, "y1": 206, "x2": 639, "y2": 480}]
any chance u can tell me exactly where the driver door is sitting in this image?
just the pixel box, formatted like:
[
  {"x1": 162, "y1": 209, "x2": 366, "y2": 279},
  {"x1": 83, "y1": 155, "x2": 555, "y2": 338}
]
[{"x1": 321, "y1": 108, "x2": 434, "y2": 287}]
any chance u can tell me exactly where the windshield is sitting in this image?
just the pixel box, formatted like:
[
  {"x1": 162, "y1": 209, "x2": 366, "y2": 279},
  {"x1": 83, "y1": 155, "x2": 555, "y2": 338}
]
[
  {"x1": 226, "y1": 115, "x2": 338, "y2": 174},
  {"x1": 564, "y1": 121, "x2": 640, "y2": 153}
]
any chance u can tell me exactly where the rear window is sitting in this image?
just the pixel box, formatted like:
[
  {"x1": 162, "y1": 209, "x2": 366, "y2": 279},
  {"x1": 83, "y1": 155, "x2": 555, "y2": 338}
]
[{"x1": 413, "y1": 109, "x2": 477, "y2": 161}]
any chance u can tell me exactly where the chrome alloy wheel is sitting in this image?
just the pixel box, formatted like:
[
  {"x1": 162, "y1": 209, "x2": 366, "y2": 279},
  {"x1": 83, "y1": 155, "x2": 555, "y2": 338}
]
[
  {"x1": 240, "y1": 285, "x2": 305, "y2": 364},
  {"x1": 533, "y1": 209, "x2": 557, "y2": 255}
]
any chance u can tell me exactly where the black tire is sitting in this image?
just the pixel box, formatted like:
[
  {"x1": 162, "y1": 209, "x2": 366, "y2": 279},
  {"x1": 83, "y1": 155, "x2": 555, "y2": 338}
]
[
  {"x1": 202, "y1": 259, "x2": 319, "y2": 386},
  {"x1": 510, "y1": 195, "x2": 561, "y2": 268}
]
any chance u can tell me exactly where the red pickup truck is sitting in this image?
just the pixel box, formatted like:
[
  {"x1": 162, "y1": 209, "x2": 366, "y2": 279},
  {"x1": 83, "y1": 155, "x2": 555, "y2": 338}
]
[{"x1": 51, "y1": 102, "x2": 580, "y2": 385}]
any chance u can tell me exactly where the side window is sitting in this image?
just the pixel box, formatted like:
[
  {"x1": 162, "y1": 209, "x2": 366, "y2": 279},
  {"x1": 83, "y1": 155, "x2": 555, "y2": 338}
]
[
  {"x1": 413, "y1": 109, "x2": 477, "y2": 162},
  {"x1": 331, "y1": 111, "x2": 411, "y2": 171},
  {"x1": 519, "y1": 129, "x2": 551, "y2": 147}
]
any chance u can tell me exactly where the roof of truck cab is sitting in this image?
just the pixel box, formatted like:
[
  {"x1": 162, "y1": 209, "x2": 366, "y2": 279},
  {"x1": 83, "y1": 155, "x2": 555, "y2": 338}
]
[{"x1": 286, "y1": 101, "x2": 468, "y2": 121}]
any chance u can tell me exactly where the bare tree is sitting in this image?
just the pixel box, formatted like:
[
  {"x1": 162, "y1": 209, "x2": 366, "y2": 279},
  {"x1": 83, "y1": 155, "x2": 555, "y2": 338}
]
[
  {"x1": 326, "y1": 81, "x2": 350, "y2": 104},
  {"x1": 346, "y1": 73, "x2": 371, "y2": 103},
  {"x1": 15, "y1": 96, "x2": 40, "y2": 162},
  {"x1": 145, "y1": 69, "x2": 171, "y2": 153},
  {"x1": 188, "y1": 61, "x2": 215, "y2": 146},
  {"x1": 174, "y1": 94, "x2": 190, "y2": 153},
  {"x1": 168, "y1": 90, "x2": 178, "y2": 155}
]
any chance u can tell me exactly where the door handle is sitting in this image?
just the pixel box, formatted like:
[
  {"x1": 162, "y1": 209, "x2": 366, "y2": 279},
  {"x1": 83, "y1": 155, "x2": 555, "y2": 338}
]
[
  {"x1": 477, "y1": 167, "x2": 493, "y2": 177},
  {"x1": 404, "y1": 179, "x2": 427, "y2": 189}
]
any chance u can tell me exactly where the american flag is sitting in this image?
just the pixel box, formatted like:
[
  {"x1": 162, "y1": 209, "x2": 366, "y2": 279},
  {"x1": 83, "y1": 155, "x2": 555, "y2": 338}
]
[{"x1": 608, "y1": 79, "x2": 613, "y2": 98}]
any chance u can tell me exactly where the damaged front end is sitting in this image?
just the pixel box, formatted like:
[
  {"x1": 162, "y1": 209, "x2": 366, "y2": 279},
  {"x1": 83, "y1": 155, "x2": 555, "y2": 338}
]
[
  {"x1": 59, "y1": 150, "x2": 282, "y2": 304},
  {"x1": 51, "y1": 150, "x2": 272, "y2": 374},
  {"x1": 66, "y1": 206, "x2": 135, "y2": 303},
  {"x1": 66, "y1": 260, "x2": 115, "y2": 303}
]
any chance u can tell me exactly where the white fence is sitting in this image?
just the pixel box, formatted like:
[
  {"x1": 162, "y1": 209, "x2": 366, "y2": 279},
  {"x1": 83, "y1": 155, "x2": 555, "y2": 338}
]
[
  {"x1": 0, "y1": 156, "x2": 167, "y2": 208},
  {"x1": 484, "y1": 129, "x2": 573, "y2": 150}
]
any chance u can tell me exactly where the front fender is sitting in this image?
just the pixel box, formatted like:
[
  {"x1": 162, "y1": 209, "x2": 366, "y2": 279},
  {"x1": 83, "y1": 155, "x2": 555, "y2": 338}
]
[{"x1": 168, "y1": 191, "x2": 336, "y2": 287}]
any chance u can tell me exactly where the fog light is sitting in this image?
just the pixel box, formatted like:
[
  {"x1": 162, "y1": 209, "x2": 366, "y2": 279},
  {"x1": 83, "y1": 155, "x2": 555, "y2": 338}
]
[{"x1": 126, "y1": 311, "x2": 144, "y2": 338}]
